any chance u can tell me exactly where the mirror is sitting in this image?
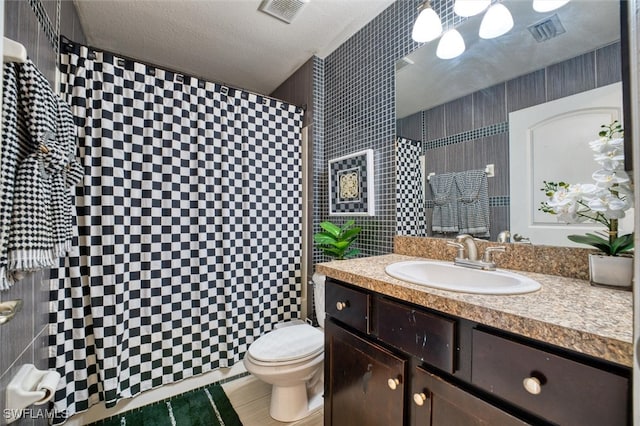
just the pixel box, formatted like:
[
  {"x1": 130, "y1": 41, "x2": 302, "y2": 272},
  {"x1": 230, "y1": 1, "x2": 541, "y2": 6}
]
[{"x1": 395, "y1": 0, "x2": 629, "y2": 245}]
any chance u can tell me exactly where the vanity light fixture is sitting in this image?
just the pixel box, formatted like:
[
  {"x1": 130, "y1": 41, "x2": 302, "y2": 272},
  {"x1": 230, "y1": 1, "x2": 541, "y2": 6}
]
[
  {"x1": 411, "y1": 0, "x2": 443, "y2": 43},
  {"x1": 453, "y1": 0, "x2": 490, "y2": 17},
  {"x1": 436, "y1": 29, "x2": 466, "y2": 59},
  {"x1": 479, "y1": 3, "x2": 514, "y2": 39},
  {"x1": 532, "y1": 0, "x2": 570, "y2": 12}
]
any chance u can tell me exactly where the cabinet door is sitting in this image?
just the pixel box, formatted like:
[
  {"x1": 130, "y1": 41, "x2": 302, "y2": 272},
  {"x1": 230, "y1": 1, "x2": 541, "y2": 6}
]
[
  {"x1": 325, "y1": 319, "x2": 407, "y2": 426},
  {"x1": 411, "y1": 366, "x2": 530, "y2": 426}
]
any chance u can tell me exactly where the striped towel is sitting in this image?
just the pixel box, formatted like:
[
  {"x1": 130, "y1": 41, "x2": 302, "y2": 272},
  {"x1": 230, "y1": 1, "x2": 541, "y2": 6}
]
[
  {"x1": 429, "y1": 172, "x2": 459, "y2": 233},
  {"x1": 0, "y1": 63, "x2": 23, "y2": 289},
  {"x1": 455, "y1": 169, "x2": 490, "y2": 237},
  {"x1": 0, "y1": 60, "x2": 82, "y2": 289}
]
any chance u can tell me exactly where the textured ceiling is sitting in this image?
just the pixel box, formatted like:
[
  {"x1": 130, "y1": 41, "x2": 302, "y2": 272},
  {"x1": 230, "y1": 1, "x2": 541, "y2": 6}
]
[{"x1": 73, "y1": 0, "x2": 396, "y2": 95}]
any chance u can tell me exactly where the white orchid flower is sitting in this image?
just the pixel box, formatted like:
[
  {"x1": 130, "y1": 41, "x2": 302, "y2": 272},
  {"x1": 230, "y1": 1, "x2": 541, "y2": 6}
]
[
  {"x1": 588, "y1": 137, "x2": 608, "y2": 152},
  {"x1": 546, "y1": 186, "x2": 573, "y2": 208},
  {"x1": 587, "y1": 191, "x2": 629, "y2": 219},
  {"x1": 589, "y1": 136, "x2": 624, "y2": 153},
  {"x1": 592, "y1": 168, "x2": 630, "y2": 188},
  {"x1": 550, "y1": 201, "x2": 581, "y2": 222},
  {"x1": 545, "y1": 186, "x2": 583, "y2": 220},
  {"x1": 540, "y1": 123, "x2": 632, "y2": 246},
  {"x1": 593, "y1": 148, "x2": 625, "y2": 169},
  {"x1": 567, "y1": 183, "x2": 598, "y2": 198}
]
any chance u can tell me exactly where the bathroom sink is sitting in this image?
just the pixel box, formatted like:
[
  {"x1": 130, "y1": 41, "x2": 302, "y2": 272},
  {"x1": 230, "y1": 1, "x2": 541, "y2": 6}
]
[{"x1": 385, "y1": 260, "x2": 541, "y2": 295}]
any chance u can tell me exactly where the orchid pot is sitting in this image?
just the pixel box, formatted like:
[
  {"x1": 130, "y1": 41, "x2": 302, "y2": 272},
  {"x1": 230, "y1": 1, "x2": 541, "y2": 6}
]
[{"x1": 588, "y1": 253, "x2": 633, "y2": 289}]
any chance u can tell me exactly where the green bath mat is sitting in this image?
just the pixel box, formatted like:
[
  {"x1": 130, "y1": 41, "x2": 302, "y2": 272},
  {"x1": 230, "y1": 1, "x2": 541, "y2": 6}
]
[{"x1": 92, "y1": 383, "x2": 243, "y2": 426}]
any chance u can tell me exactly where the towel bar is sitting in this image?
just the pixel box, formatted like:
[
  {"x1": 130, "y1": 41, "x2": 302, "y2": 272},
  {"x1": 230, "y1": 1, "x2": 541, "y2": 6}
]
[{"x1": 427, "y1": 164, "x2": 495, "y2": 181}]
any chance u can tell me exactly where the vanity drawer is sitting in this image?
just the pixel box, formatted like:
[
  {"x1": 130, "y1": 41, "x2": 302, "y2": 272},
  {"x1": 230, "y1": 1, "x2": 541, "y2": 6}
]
[
  {"x1": 376, "y1": 297, "x2": 456, "y2": 373},
  {"x1": 471, "y1": 329, "x2": 630, "y2": 426},
  {"x1": 325, "y1": 279, "x2": 370, "y2": 333}
]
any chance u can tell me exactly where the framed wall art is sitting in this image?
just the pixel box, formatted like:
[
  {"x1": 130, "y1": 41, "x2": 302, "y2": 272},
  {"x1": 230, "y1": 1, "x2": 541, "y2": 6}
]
[{"x1": 328, "y1": 149, "x2": 375, "y2": 216}]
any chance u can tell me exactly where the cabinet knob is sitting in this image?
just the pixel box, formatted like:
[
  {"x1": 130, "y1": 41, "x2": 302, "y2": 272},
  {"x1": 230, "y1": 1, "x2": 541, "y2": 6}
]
[
  {"x1": 387, "y1": 377, "x2": 401, "y2": 390},
  {"x1": 336, "y1": 301, "x2": 348, "y2": 311},
  {"x1": 413, "y1": 392, "x2": 428, "y2": 406},
  {"x1": 522, "y1": 376, "x2": 542, "y2": 395}
]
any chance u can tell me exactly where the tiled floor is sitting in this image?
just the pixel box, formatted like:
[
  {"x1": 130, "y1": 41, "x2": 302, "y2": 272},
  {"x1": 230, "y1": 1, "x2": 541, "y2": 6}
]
[{"x1": 222, "y1": 376, "x2": 323, "y2": 426}]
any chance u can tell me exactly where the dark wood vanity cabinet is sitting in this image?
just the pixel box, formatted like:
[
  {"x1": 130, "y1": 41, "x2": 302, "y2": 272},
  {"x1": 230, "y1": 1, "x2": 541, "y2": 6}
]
[
  {"x1": 324, "y1": 278, "x2": 631, "y2": 426},
  {"x1": 325, "y1": 320, "x2": 406, "y2": 426},
  {"x1": 411, "y1": 366, "x2": 529, "y2": 426}
]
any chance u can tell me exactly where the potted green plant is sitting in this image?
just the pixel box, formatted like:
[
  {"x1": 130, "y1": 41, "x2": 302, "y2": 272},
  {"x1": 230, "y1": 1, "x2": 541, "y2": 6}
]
[
  {"x1": 313, "y1": 220, "x2": 361, "y2": 260},
  {"x1": 540, "y1": 121, "x2": 634, "y2": 288}
]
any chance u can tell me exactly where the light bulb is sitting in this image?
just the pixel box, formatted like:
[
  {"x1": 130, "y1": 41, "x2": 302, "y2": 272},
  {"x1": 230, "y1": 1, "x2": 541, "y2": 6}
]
[
  {"x1": 532, "y1": 0, "x2": 570, "y2": 12},
  {"x1": 454, "y1": 0, "x2": 490, "y2": 17},
  {"x1": 411, "y1": 2, "x2": 443, "y2": 42},
  {"x1": 436, "y1": 29, "x2": 465, "y2": 59},
  {"x1": 479, "y1": 3, "x2": 514, "y2": 39}
]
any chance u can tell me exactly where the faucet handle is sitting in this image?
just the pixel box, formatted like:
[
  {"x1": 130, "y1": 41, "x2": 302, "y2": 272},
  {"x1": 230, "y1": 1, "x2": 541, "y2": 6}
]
[
  {"x1": 483, "y1": 246, "x2": 506, "y2": 263},
  {"x1": 447, "y1": 241, "x2": 465, "y2": 259}
]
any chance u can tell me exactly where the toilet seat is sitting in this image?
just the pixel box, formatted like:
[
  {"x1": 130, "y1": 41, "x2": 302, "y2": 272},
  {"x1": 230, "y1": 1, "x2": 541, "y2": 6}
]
[{"x1": 248, "y1": 324, "x2": 323, "y2": 366}]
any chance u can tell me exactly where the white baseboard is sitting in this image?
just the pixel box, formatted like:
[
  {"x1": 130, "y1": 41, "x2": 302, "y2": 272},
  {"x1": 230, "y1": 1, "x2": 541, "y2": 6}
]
[{"x1": 65, "y1": 363, "x2": 248, "y2": 425}]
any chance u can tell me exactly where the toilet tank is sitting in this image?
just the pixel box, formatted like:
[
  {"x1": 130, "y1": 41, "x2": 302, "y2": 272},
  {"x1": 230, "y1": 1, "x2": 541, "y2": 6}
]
[{"x1": 312, "y1": 272, "x2": 326, "y2": 328}]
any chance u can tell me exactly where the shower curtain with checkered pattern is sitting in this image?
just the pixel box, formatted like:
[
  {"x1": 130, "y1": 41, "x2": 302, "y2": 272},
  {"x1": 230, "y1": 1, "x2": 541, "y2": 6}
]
[
  {"x1": 396, "y1": 137, "x2": 425, "y2": 236},
  {"x1": 50, "y1": 41, "x2": 303, "y2": 423}
]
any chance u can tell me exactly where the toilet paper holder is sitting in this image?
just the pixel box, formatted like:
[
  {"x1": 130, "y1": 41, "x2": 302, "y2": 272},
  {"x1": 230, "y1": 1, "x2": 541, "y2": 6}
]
[
  {"x1": 0, "y1": 299, "x2": 23, "y2": 326},
  {"x1": 5, "y1": 364, "x2": 61, "y2": 424}
]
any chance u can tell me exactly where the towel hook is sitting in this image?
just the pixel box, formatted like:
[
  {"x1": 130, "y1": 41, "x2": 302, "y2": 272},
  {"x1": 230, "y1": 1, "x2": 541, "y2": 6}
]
[{"x1": 484, "y1": 164, "x2": 495, "y2": 177}]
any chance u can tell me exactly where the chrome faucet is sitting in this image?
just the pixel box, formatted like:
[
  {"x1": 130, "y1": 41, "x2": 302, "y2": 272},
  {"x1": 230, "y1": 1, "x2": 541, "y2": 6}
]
[
  {"x1": 483, "y1": 246, "x2": 506, "y2": 263},
  {"x1": 513, "y1": 233, "x2": 532, "y2": 244},
  {"x1": 447, "y1": 234, "x2": 506, "y2": 271},
  {"x1": 497, "y1": 230, "x2": 511, "y2": 243},
  {"x1": 455, "y1": 234, "x2": 479, "y2": 261}
]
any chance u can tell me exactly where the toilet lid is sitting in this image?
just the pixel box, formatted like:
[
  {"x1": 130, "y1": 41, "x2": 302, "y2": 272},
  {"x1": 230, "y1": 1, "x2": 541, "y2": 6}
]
[{"x1": 248, "y1": 324, "x2": 323, "y2": 363}]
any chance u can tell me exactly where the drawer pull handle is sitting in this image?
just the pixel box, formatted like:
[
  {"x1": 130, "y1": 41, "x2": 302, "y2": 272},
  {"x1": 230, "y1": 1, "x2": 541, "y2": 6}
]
[
  {"x1": 336, "y1": 301, "x2": 348, "y2": 311},
  {"x1": 387, "y1": 377, "x2": 401, "y2": 390},
  {"x1": 413, "y1": 392, "x2": 428, "y2": 406},
  {"x1": 523, "y1": 376, "x2": 542, "y2": 395}
]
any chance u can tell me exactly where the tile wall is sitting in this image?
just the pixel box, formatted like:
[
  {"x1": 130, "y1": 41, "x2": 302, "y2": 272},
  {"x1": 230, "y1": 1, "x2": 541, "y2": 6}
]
[
  {"x1": 319, "y1": 0, "x2": 424, "y2": 261},
  {"x1": 1, "y1": 2, "x2": 85, "y2": 424}
]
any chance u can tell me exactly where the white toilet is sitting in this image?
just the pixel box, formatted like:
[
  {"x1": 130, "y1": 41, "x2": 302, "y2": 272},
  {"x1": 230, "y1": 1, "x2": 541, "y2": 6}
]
[{"x1": 243, "y1": 273, "x2": 326, "y2": 422}]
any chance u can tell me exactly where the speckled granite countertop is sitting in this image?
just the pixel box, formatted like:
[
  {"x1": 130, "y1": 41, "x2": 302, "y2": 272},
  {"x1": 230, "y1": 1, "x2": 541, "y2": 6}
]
[{"x1": 316, "y1": 254, "x2": 633, "y2": 368}]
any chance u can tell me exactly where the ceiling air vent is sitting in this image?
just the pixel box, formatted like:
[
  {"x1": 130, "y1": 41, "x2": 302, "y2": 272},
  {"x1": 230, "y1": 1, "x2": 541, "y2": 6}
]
[
  {"x1": 396, "y1": 56, "x2": 415, "y2": 72},
  {"x1": 258, "y1": 0, "x2": 309, "y2": 24},
  {"x1": 527, "y1": 14, "x2": 566, "y2": 42}
]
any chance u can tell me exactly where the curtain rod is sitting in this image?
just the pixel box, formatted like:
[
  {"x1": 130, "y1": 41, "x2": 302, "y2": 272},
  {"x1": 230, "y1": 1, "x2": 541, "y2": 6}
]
[{"x1": 59, "y1": 35, "x2": 305, "y2": 113}]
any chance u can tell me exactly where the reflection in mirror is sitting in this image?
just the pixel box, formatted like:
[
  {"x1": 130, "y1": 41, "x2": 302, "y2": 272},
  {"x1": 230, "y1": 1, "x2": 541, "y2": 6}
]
[
  {"x1": 395, "y1": 0, "x2": 629, "y2": 245},
  {"x1": 509, "y1": 81, "x2": 633, "y2": 247}
]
